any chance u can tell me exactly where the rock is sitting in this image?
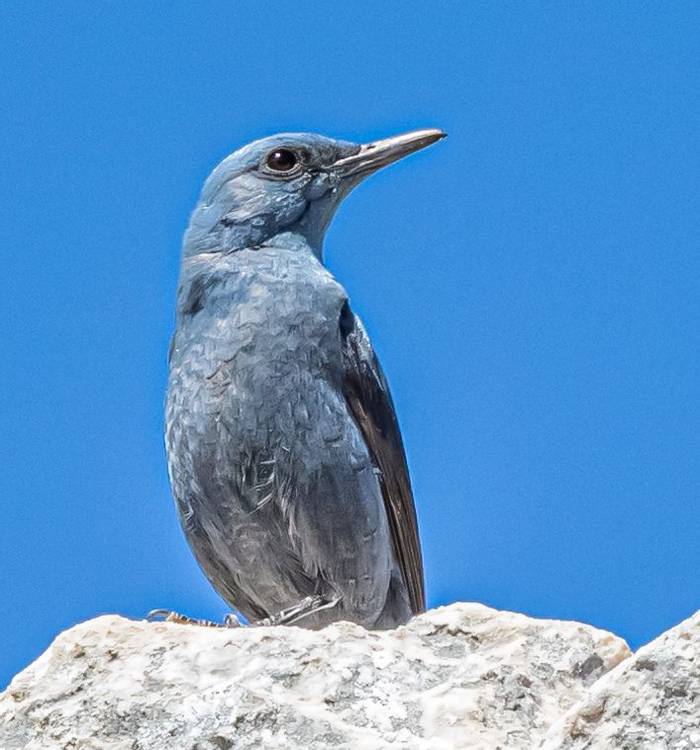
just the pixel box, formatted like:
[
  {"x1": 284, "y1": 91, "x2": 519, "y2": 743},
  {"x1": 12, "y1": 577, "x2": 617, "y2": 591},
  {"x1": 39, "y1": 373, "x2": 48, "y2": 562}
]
[
  {"x1": 0, "y1": 603, "x2": 628, "y2": 749},
  {"x1": 540, "y1": 608, "x2": 700, "y2": 749}
]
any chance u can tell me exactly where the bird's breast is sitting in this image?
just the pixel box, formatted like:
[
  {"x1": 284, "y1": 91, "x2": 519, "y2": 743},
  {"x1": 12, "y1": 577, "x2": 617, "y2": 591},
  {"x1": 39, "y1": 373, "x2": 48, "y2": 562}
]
[{"x1": 166, "y1": 249, "x2": 350, "y2": 462}]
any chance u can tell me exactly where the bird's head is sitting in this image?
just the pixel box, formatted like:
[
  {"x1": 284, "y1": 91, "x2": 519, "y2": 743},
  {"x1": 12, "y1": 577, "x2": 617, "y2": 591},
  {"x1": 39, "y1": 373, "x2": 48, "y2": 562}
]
[{"x1": 183, "y1": 129, "x2": 445, "y2": 258}]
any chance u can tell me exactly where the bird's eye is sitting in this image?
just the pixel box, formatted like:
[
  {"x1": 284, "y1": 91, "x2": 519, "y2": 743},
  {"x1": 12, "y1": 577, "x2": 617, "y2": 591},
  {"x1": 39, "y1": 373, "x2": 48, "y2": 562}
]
[{"x1": 265, "y1": 149, "x2": 299, "y2": 173}]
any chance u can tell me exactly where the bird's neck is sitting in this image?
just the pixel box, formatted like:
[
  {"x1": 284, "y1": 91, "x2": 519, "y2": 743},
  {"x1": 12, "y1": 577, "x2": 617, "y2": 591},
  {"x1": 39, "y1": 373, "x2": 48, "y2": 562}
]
[
  {"x1": 259, "y1": 231, "x2": 324, "y2": 259},
  {"x1": 183, "y1": 228, "x2": 323, "y2": 263},
  {"x1": 177, "y1": 232, "x2": 322, "y2": 299}
]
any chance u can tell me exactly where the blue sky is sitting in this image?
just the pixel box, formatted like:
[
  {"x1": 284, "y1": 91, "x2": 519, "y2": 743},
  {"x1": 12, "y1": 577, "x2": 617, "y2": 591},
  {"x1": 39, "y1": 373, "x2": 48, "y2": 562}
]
[{"x1": 1, "y1": 2, "x2": 698, "y2": 688}]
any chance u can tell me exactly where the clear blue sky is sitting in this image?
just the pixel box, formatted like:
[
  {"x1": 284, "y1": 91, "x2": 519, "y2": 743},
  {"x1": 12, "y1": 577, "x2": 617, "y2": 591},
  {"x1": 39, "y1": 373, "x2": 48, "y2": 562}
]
[{"x1": 2, "y1": 2, "x2": 698, "y2": 688}]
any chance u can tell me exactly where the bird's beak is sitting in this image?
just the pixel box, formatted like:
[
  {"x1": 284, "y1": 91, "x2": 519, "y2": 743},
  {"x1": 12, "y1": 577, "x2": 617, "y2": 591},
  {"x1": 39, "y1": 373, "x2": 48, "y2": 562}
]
[{"x1": 333, "y1": 128, "x2": 446, "y2": 178}]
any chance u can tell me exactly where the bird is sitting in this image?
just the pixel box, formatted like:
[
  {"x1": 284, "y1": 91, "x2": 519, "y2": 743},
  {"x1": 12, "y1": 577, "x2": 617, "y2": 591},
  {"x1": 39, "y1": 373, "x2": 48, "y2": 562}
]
[{"x1": 161, "y1": 128, "x2": 445, "y2": 630}]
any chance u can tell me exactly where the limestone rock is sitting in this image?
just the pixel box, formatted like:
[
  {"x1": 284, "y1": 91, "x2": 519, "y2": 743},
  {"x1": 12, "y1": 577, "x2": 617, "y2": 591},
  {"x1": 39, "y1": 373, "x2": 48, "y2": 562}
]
[
  {"x1": 0, "y1": 603, "x2": 628, "y2": 749},
  {"x1": 540, "y1": 608, "x2": 700, "y2": 750}
]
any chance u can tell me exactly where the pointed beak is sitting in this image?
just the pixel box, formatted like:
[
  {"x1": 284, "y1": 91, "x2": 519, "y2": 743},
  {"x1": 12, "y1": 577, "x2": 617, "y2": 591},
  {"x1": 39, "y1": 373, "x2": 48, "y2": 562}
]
[{"x1": 333, "y1": 128, "x2": 446, "y2": 178}]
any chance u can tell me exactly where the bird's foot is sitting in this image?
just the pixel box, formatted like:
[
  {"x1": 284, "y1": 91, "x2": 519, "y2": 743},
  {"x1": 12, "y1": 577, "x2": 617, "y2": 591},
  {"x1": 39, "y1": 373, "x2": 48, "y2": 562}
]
[
  {"x1": 146, "y1": 609, "x2": 243, "y2": 628},
  {"x1": 146, "y1": 596, "x2": 339, "y2": 629},
  {"x1": 253, "y1": 595, "x2": 340, "y2": 627}
]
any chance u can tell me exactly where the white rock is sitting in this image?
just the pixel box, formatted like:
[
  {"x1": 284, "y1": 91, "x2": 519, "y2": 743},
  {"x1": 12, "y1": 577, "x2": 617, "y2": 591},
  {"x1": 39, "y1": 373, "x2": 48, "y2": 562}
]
[
  {"x1": 0, "y1": 603, "x2": 628, "y2": 749},
  {"x1": 540, "y1": 609, "x2": 700, "y2": 750}
]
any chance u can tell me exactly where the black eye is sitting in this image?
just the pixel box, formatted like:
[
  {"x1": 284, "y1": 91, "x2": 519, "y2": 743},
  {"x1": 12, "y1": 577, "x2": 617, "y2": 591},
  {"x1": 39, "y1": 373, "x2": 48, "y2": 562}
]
[{"x1": 265, "y1": 149, "x2": 298, "y2": 172}]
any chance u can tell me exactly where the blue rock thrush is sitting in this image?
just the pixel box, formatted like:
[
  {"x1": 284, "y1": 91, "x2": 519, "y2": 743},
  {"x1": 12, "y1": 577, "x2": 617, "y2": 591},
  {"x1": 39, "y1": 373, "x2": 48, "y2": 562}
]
[{"x1": 161, "y1": 129, "x2": 445, "y2": 629}]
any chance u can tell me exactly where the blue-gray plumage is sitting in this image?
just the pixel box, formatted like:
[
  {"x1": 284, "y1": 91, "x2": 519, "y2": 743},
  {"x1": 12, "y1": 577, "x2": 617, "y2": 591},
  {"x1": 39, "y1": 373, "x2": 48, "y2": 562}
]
[{"x1": 165, "y1": 129, "x2": 444, "y2": 628}]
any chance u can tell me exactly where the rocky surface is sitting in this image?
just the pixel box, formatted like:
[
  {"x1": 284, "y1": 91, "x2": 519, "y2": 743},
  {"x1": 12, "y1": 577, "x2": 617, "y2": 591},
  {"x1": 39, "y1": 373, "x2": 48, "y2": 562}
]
[
  {"x1": 541, "y1": 608, "x2": 700, "y2": 749},
  {"x1": 0, "y1": 602, "x2": 694, "y2": 749}
]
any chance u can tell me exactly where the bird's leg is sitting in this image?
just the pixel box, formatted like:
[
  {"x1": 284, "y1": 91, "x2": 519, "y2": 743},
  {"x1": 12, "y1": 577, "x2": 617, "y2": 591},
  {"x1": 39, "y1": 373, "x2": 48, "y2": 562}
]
[
  {"x1": 146, "y1": 609, "x2": 243, "y2": 628},
  {"x1": 253, "y1": 595, "x2": 341, "y2": 627}
]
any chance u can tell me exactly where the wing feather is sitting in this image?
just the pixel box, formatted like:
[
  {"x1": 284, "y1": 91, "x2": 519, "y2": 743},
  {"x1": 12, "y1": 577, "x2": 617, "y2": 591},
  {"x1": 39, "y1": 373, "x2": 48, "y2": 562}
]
[{"x1": 340, "y1": 307, "x2": 425, "y2": 614}]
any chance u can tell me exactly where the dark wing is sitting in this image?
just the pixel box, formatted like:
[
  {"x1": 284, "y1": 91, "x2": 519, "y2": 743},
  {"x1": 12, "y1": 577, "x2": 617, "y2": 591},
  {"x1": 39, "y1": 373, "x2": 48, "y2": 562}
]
[{"x1": 340, "y1": 303, "x2": 425, "y2": 614}]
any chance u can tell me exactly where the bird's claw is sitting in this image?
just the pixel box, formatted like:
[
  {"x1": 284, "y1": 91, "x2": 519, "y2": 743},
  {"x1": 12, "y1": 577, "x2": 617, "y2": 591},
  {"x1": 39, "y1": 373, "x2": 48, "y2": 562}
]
[
  {"x1": 145, "y1": 595, "x2": 338, "y2": 629},
  {"x1": 146, "y1": 609, "x2": 240, "y2": 628},
  {"x1": 253, "y1": 595, "x2": 340, "y2": 626}
]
